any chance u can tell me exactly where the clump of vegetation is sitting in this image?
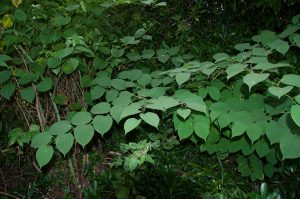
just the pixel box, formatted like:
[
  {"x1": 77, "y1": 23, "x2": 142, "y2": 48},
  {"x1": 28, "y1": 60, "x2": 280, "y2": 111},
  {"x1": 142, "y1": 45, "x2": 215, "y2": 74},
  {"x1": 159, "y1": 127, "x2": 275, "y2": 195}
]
[{"x1": 1, "y1": 0, "x2": 300, "y2": 198}]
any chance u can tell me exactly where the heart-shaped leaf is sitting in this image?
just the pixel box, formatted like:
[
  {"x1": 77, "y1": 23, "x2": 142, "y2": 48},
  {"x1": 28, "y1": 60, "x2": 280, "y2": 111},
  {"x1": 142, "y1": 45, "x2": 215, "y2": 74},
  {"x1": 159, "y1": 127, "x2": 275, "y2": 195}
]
[
  {"x1": 36, "y1": 145, "x2": 54, "y2": 168},
  {"x1": 243, "y1": 73, "x2": 269, "y2": 91},
  {"x1": 55, "y1": 133, "x2": 74, "y2": 156},
  {"x1": 175, "y1": 72, "x2": 191, "y2": 87},
  {"x1": 291, "y1": 105, "x2": 300, "y2": 127},
  {"x1": 92, "y1": 115, "x2": 113, "y2": 136},
  {"x1": 124, "y1": 118, "x2": 141, "y2": 134},
  {"x1": 140, "y1": 112, "x2": 160, "y2": 128},
  {"x1": 268, "y1": 86, "x2": 293, "y2": 99},
  {"x1": 74, "y1": 124, "x2": 94, "y2": 148},
  {"x1": 177, "y1": 109, "x2": 191, "y2": 120}
]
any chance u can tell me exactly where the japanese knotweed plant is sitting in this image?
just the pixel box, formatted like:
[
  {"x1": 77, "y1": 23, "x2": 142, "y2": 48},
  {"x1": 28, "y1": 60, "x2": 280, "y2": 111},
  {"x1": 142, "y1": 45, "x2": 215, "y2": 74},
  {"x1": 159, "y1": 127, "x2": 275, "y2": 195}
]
[{"x1": 1, "y1": 0, "x2": 300, "y2": 181}]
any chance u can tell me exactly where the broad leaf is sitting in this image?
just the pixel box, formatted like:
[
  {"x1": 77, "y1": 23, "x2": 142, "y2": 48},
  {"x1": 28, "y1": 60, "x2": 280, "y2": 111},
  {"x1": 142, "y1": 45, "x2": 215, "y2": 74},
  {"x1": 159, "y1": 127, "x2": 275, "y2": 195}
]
[
  {"x1": 268, "y1": 39, "x2": 290, "y2": 55},
  {"x1": 111, "y1": 48, "x2": 124, "y2": 58},
  {"x1": 280, "y1": 133, "x2": 300, "y2": 159},
  {"x1": 280, "y1": 74, "x2": 300, "y2": 88},
  {"x1": 37, "y1": 77, "x2": 53, "y2": 92},
  {"x1": 246, "y1": 123, "x2": 263, "y2": 143},
  {"x1": 243, "y1": 73, "x2": 269, "y2": 91},
  {"x1": 140, "y1": 112, "x2": 160, "y2": 128},
  {"x1": 110, "y1": 105, "x2": 123, "y2": 123},
  {"x1": 291, "y1": 105, "x2": 300, "y2": 127},
  {"x1": 74, "y1": 124, "x2": 94, "y2": 148},
  {"x1": 92, "y1": 115, "x2": 113, "y2": 136},
  {"x1": 55, "y1": 133, "x2": 74, "y2": 156},
  {"x1": 31, "y1": 132, "x2": 52, "y2": 148},
  {"x1": 175, "y1": 72, "x2": 191, "y2": 87},
  {"x1": 120, "y1": 103, "x2": 141, "y2": 120},
  {"x1": 91, "y1": 102, "x2": 111, "y2": 114},
  {"x1": 36, "y1": 146, "x2": 54, "y2": 168},
  {"x1": 49, "y1": 120, "x2": 72, "y2": 135},
  {"x1": 20, "y1": 87, "x2": 35, "y2": 103},
  {"x1": 63, "y1": 58, "x2": 79, "y2": 74},
  {"x1": 268, "y1": 86, "x2": 293, "y2": 99},
  {"x1": 193, "y1": 115, "x2": 210, "y2": 141},
  {"x1": 0, "y1": 83, "x2": 16, "y2": 100},
  {"x1": 0, "y1": 70, "x2": 12, "y2": 84},
  {"x1": 90, "y1": 86, "x2": 105, "y2": 100},
  {"x1": 177, "y1": 109, "x2": 191, "y2": 120},
  {"x1": 177, "y1": 117, "x2": 193, "y2": 140},
  {"x1": 71, "y1": 112, "x2": 92, "y2": 125},
  {"x1": 226, "y1": 63, "x2": 246, "y2": 79},
  {"x1": 124, "y1": 118, "x2": 141, "y2": 134}
]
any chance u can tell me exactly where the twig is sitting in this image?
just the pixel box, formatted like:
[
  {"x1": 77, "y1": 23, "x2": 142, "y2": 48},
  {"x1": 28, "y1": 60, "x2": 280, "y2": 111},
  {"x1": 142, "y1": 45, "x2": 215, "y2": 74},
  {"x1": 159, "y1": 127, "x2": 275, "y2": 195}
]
[{"x1": 0, "y1": 192, "x2": 21, "y2": 199}]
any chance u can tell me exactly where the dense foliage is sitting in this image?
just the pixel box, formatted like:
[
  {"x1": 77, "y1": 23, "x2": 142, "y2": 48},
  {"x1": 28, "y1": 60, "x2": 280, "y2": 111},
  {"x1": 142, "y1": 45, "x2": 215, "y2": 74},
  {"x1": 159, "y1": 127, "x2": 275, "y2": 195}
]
[{"x1": 1, "y1": 0, "x2": 300, "y2": 198}]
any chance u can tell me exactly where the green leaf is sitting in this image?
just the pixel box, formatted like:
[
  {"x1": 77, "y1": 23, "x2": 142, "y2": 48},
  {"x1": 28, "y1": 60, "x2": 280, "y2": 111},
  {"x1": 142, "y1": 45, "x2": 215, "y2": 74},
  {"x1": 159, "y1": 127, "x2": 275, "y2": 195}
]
[
  {"x1": 0, "y1": 70, "x2": 11, "y2": 84},
  {"x1": 55, "y1": 133, "x2": 74, "y2": 156},
  {"x1": 255, "y1": 140, "x2": 270, "y2": 158},
  {"x1": 20, "y1": 86, "x2": 35, "y2": 103},
  {"x1": 0, "y1": 83, "x2": 15, "y2": 100},
  {"x1": 112, "y1": 91, "x2": 133, "y2": 106},
  {"x1": 128, "y1": 157, "x2": 139, "y2": 171},
  {"x1": 268, "y1": 86, "x2": 293, "y2": 99},
  {"x1": 118, "y1": 69, "x2": 142, "y2": 81},
  {"x1": 253, "y1": 62, "x2": 291, "y2": 71},
  {"x1": 124, "y1": 118, "x2": 141, "y2": 134},
  {"x1": 14, "y1": 9, "x2": 26, "y2": 21},
  {"x1": 175, "y1": 72, "x2": 191, "y2": 87},
  {"x1": 49, "y1": 120, "x2": 72, "y2": 135},
  {"x1": 146, "y1": 96, "x2": 180, "y2": 111},
  {"x1": 142, "y1": 49, "x2": 155, "y2": 59},
  {"x1": 177, "y1": 117, "x2": 193, "y2": 140},
  {"x1": 126, "y1": 52, "x2": 140, "y2": 61},
  {"x1": 92, "y1": 115, "x2": 113, "y2": 136},
  {"x1": 157, "y1": 53, "x2": 170, "y2": 64},
  {"x1": 90, "y1": 86, "x2": 105, "y2": 100},
  {"x1": 63, "y1": 58, "x2": 79, "y2": 74},
  {"x1": 232, "y1": 121, "x2": 248, "y2": 138},
  {"x1": 111, "y1": 48, "x2": 124, "y2": 58},
  {"x1": 71, "y1": 112, "x2": 92, "y2": 125},
  {"x1": 137, "y1": 73, "x2": 152, "y2": 86},
  {"x1": 193, "y1": 115, "x2": 210, "y2": 141},
  {"x1": 31, "y1": 132, "x2": 52, "y2": 148},
  {"x1": 226, "y1": 63, "x2": 246, "y2": 79},
  {"x1": 266, "y1": 121, "x2": 290, "y2": 144},
  {"x1": 140, "y1": 112, "x2": 160, "y2": 129},
  {"x1": 90, "y1": 102, "x2": 111, "y2": 115},
  {"x1": 74, "y1": 124, "x2": 94, "y2": 148},
  {"x1": 280, "y1": 132, "x2": 300, "y2": 159},
  {"x1": 36, "y1": 146, "x2": 54, "y2": 168},
  {"x1": 53, "y1": 47, "x2": 74, "y2": 59},
  {"x1": 106, "y1": 89, "x2": 119, "y2": 102},
  {"x1": 208, "y1": 86, "x2": 220, "y2": 101},
  {"x1": 291, "y1": 105, "x2": 300, "y2": 127},
  {"x1": 54, "y1": 15, "x2": 71, "y2": 26},
  {"x1": 243, "y1": 73, "x2": 269, "y2": 91},
  {"x1": 177, "y1": 109, "x2": 191, "y2": 120},
  {"x1": 268, "y1": 39, "x2": 290, "y2": 55},
  {"x1": 37, "y1": 77, "x2": 53, "y2": 92},
  {"x1": 18, "y1": 73, "x2": 37, "y2": 85},
  {"x1": 246, "y1": 123, "x2": 263, "y2": 143},
  {"x1": 234, "y1": 43, "x2": 251, "y2": 52},
  {"x1": 280, "y1": 74, "x2": 300, "y2": 88},
  {"x1": 110, "y1": 105, "x2": 123, "y2": 123},
  {"x1": 213, "y1": 53, "x2": 229, "y2": 62},
  {"x1": 246, "y1": 56, "x2": 268, "y2": 64},
  {"x1": 92, "y1": 56, "x2": 108, "y2": 70},
  {"x1": 120, "y1": 103, "x2": 141, "y2": 120},
  {"x1": 111, "y1": 79, "x2": 127, "y2": 90}
]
